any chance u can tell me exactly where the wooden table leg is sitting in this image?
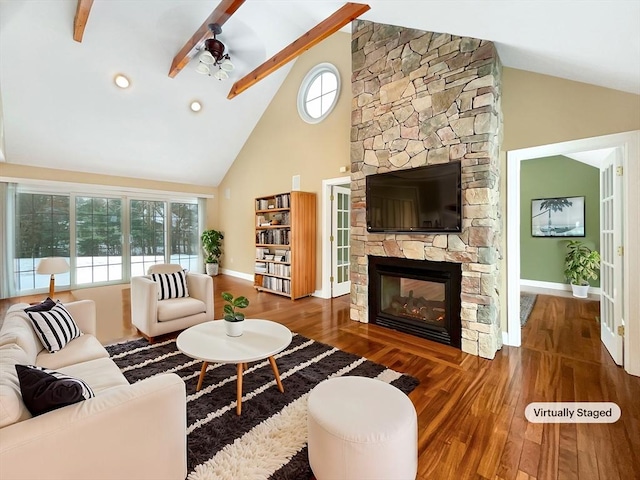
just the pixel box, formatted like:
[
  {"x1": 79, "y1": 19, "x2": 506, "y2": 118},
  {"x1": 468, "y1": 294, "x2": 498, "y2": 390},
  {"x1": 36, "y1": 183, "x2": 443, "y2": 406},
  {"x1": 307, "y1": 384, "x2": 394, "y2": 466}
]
[
  {"x1": 196, "y1": 361, "x2": 208, "y2": 392},
  {"x1": 269, "y1": 356, "x2": 284, "y2": 393},
  {"x1": 236, "y1": 363, "x2": 243, "y2": 415}
]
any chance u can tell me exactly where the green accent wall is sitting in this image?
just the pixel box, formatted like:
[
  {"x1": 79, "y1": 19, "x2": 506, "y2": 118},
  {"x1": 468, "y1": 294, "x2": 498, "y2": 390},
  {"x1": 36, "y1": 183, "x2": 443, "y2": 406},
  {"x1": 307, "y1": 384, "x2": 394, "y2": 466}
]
[{"x1": 520, "y1": 155, "x2": 600, "y2": 286}]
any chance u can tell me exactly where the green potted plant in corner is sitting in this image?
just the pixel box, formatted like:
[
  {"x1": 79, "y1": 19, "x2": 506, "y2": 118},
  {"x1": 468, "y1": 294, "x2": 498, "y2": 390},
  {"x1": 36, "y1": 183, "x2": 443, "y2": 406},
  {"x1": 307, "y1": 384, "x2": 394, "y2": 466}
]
[
  {"x1": 564, "y1": 240, "x2": 601, "y2": 298},
  {"x1": 222, "y1": 291, "x2": 249, "y2": 337},
  {"x1": 201, "y1": 229, "x2": 224, "y2": 276}
]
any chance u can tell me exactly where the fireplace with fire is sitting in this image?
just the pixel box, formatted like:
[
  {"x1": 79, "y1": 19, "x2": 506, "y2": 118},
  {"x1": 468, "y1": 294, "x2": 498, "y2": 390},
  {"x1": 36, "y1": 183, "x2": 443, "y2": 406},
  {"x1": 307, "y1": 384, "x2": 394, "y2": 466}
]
[{"x1": 368, "y1": 256, "x2": 462, "y2": 348}]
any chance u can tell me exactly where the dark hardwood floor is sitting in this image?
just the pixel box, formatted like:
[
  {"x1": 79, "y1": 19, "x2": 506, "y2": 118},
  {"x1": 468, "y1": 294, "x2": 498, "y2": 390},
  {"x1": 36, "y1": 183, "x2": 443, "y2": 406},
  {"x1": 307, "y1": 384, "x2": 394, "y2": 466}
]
[{"x1": 2, "y1": 277, "x2": 638, "y2": 479}]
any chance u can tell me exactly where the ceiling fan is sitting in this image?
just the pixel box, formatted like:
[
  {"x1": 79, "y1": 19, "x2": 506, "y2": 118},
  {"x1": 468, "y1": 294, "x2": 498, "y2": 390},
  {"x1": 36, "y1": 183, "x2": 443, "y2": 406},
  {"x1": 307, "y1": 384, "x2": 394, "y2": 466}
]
[
  {"x1": 168, "y1": 0, "x2": 370, "y2": 99},
  {"x1": 195, "y1": 23, "x2": 235, "y2": 80},
  {"x1": 71, "y1": 0, "x2": 370, "y2": 98}
]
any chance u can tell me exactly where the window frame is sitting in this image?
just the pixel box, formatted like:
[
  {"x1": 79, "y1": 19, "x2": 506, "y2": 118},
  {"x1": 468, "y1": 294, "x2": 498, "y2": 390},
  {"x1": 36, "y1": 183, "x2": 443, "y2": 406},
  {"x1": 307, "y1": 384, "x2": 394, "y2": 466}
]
[
  {"x1": 14, "y1": 189, "x2": 71, "y2": 292},
  {"x1": 297, "y1": 63, "x2": 341, "y2": 124},
  {"x1": 6, "y1": 183, "x2": 204, "y2": 296},
  {"x1": 75, "y1": 194, "x2": 125, "y2": 286}
]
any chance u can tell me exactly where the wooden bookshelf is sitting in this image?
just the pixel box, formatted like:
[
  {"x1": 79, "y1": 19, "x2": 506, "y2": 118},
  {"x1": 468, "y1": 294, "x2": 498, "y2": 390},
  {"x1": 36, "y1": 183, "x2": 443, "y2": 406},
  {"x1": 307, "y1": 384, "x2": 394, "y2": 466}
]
[{"x1": 254, "y1": 191, "x2": 316, "y2": 299}]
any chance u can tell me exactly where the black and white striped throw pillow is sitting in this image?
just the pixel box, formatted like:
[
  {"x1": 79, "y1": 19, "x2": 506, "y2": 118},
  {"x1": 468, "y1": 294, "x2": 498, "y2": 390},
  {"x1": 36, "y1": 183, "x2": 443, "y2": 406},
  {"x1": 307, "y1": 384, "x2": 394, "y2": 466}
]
[
  {"x1": 25, "y1": 301, "x2": 82, "y2": 353},
  {"x1": 16, "y1": 364, "x2": 95, "y2": 416},
  {"x1": 151, "y1": 270, "x2": 190, "y2": 300}
]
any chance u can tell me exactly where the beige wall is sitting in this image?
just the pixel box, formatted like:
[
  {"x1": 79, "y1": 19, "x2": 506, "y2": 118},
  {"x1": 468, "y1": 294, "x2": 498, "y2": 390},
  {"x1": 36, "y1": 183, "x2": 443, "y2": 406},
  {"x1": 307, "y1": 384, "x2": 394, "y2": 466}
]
[
  {"x1": 0, "y1": 163, "x2": 219, "y2": 227},
  {"x1": 217, "y1": 32, "x2": 352, "y2": 289},
  {"x1": 502, "y1": 67, "x2": 640, "y2": 151},
  {"x1": 499, "y1": 67, "x2": 640, "y2": 333}
]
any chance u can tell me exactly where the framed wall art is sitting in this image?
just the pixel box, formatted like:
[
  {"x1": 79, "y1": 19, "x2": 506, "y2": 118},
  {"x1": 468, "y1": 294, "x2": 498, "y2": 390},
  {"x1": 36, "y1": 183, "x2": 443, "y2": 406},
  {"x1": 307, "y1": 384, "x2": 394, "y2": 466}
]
[{"x1": 531, "y1": 196, "x2": 585, "y2": 237}]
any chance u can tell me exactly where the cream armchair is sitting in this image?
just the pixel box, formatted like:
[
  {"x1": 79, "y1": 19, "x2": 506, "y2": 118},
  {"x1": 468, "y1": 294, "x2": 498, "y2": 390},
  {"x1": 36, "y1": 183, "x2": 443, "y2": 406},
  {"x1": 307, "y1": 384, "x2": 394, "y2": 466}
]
[{"x1": 131, "y1": 264, "x2": 214, "y2": 342}]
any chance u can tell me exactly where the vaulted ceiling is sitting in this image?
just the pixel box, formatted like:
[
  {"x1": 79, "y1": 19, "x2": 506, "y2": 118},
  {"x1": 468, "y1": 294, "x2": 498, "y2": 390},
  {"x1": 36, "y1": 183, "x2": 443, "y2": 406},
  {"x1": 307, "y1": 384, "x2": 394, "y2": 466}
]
[{"x1": 1, "y1": 0, "x2": 638, "y2": 187}]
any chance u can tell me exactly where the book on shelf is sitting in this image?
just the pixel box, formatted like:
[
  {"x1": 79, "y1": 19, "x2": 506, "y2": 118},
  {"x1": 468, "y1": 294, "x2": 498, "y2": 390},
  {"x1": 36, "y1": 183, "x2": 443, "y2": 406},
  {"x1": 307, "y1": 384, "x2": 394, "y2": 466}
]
[
  {"x1": 259, "y1": 276, "x2": 291, "y2": 294},
  {"x1": 266, "y1": 262, "x2": 290, "y2": 277},
  {"x1": 255, "y1": 228, "x2": 290, "y2": 245},
  {"x1": 270, "y1": 249, "x2": 290, "y2": 263},
  {"x1": 255, "y1": 193, "x2": 291, "y2": 211}
]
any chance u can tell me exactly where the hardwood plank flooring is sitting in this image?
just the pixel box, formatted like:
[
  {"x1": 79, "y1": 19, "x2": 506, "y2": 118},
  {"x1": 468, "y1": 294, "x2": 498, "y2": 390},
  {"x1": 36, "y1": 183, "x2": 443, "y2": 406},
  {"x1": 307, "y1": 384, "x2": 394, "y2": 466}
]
[{"x1": 2, "y1": 280, "x2": 639, "y2": 479}]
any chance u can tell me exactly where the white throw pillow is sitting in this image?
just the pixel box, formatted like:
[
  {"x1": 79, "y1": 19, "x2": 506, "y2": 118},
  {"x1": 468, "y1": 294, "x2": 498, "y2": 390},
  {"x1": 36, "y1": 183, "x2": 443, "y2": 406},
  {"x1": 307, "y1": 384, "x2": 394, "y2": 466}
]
[
  {"x1": 25, "y1": 302, "x2": 82, "y2": 353},
  {"x1": 151, "y1": 270, "x2": 190, "y2": 300}
]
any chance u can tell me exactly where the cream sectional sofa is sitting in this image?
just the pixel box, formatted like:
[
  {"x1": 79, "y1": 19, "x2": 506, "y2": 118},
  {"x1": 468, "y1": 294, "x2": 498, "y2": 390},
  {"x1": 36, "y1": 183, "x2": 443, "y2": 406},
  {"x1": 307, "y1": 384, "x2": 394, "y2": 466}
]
[{"x1": 0, "y1": 300, "x2": 187, "y2": 480}]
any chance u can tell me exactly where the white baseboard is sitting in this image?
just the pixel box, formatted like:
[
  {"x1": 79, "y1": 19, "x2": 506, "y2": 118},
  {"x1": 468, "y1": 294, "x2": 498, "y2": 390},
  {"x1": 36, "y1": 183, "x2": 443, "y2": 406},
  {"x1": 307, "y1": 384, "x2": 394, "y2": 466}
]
[
  {"x1": 502, "y1": 331, "x2": 514, "y2": 347},
  {"x1": 520, "y1": 279, "x2": 601, "y2": 299},
  {"x1": 219, "y1": 268, "x2": 254, "y2": 282},
  {"x1": 313, "y1": 289, "x2": 329, "y2": 299}
]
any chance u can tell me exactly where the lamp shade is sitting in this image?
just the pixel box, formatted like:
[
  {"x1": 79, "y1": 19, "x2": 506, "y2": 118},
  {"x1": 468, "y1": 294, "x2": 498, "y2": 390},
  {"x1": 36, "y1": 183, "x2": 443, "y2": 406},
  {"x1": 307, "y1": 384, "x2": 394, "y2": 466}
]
[
  {"x1": 196, "y1": 63, "x2": 211, "y2": 75},
  {"x1": 220, "y1": 59, "x2": 234, "y2": 72},
  {"x1": 198, "y1": 51, "x2": 215, "y2": 65},
  {"x1": 213, "y1": 69, "x2": 229, "y2": 81},
  {"x1": 37, "y1": 257, "x2": 70, "y2": 275}
]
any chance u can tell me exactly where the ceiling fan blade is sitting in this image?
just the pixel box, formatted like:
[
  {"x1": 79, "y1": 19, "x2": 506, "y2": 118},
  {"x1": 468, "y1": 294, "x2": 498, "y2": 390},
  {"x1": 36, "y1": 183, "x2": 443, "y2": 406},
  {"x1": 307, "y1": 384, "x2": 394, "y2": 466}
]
[
  {"x1": 169, "y1": 0, "x2": 246, "y2": 78},
  {"x1": 73, "y1": 0, "x2": 94, "y2": 43},
  {"x1": 227, "y1": 2, "x2": 370, "y2": 99}
]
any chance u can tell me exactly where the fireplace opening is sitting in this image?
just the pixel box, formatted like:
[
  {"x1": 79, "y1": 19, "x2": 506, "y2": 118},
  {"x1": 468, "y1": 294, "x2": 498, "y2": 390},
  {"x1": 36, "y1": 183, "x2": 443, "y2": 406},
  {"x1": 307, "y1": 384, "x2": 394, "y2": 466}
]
[{"x1": 369, "y1": 256, "x2": 461, "y2": 348}]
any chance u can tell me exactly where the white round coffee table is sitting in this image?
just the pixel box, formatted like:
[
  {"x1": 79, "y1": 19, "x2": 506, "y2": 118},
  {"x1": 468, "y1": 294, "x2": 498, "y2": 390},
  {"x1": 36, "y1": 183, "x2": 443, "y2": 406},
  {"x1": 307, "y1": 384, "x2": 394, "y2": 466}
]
[{"x1": 176, "y1": 319, "x2": 292, "y2": 415}]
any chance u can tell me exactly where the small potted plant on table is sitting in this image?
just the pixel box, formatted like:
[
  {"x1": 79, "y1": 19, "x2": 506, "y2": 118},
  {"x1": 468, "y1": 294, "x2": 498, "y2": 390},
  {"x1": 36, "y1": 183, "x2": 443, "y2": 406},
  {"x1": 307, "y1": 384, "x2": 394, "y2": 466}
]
[
  {"x1": 564, "y1": 240, "x2": 601, "y2": 298},
  {"x1": 201, "y1": 229, "x2": 224, "y2": 276},
  {"x1": 222, "y1": 292, "x2": 249, "y2": 337}
]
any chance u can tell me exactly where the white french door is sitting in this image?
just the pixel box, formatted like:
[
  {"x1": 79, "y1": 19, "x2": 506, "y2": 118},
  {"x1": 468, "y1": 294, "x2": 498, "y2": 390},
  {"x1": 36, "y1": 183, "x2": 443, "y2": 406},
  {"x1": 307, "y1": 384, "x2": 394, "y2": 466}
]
[
  {"x1": 331, "y1": 185, "x2": 351, "y2": 297},
  {"x1": 600, "y1": 149, "x2": 623, "y2": 365}
]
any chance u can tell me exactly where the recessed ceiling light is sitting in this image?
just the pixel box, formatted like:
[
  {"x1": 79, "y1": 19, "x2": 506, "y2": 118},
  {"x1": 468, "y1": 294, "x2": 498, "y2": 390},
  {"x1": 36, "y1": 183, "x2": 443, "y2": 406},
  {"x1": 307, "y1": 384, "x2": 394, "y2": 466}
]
[
  {"x1": 114, "y1": 74, "x2": 130, "y2": 89},
  {"x1": 190, "y1": 101, "x2": 202, "y2": 112}
]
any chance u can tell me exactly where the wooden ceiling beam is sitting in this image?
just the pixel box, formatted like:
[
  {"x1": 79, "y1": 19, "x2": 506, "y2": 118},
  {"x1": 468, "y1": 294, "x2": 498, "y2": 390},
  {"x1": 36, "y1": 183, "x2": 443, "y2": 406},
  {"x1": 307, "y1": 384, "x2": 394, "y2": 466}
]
[
  {"x1": 169, "y1": 0, "x2": 246, "y2": 78},
  {"x1": 227, "y1": 2, "x2": 370, "y2": 99},
  {"x1": 73, "y1": 0, "x2": 94, "y2": 43}
]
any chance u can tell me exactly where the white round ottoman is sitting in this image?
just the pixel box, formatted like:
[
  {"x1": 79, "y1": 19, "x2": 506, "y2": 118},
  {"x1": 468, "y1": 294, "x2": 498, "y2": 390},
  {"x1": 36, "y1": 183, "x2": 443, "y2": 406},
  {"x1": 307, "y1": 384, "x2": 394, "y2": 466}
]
[{"x1": 307, "y1": 376, "x2": 417, "y2": 480}]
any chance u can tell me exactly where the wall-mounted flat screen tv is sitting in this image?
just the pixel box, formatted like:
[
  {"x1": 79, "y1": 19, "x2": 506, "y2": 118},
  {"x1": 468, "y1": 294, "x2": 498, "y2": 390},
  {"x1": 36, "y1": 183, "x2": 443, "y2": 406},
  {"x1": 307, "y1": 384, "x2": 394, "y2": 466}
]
[{"x1": 366, "y1": 161, "x2": 462, "y2": 234}]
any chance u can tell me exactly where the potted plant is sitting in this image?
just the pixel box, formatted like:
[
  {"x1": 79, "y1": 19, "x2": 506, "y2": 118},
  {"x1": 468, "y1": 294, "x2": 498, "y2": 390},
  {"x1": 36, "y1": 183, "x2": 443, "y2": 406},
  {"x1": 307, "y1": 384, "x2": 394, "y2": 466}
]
[
  {"x1": 222, "y1": 291, "x2": 249, "y2": 337},
  {"x1": 201, "y1": 229, "x2": 224, "y2": 276},
  {"x1": 564, "y1": 240, "x2": 601, "y2": 298}
]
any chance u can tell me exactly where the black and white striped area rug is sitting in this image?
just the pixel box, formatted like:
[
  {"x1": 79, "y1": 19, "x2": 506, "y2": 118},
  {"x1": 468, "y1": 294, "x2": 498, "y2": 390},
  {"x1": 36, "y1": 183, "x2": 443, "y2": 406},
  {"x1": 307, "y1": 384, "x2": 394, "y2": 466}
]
[{"x1": 106, "y1": 334, "x2": 419, "y2": 480}]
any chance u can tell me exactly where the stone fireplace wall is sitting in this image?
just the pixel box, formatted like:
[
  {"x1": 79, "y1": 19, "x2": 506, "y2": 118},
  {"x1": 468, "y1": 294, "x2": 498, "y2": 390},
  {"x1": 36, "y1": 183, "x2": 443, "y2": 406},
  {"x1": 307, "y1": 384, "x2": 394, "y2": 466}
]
[{"x1": 350, "y1": 20, "x2": 503, "y2": 359}]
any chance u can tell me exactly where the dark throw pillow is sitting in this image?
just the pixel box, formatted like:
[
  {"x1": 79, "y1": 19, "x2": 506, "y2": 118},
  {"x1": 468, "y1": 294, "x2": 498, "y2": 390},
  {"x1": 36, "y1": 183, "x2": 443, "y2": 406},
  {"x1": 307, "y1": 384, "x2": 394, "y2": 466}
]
[
  {"x1": 26, "y1": 301, "x2": 82, "y2": 353},
  {"x1": 16, "y1": 364, "x2": 95, "y2": 416},
  {"x1": 24, "y1": 297, "x2": 57, "y2": 313}
]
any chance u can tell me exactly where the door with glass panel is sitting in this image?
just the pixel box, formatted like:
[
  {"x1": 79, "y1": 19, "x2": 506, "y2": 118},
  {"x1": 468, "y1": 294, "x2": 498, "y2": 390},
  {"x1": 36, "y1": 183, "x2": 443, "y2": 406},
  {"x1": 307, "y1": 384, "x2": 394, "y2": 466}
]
[
  {"x1": 600, "y1": 150, "x2": 623, "y2": 365},
  {"x1": 331, "y1": 185, "x2": 351, "y2": 297}
]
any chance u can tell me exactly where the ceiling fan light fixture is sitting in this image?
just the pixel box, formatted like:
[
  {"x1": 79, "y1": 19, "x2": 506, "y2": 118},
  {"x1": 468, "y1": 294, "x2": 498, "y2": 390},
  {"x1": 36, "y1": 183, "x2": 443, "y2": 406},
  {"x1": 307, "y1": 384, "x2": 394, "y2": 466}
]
[
  {"x1": 195, "y1": 63, "x2": 210, "y2": 75},
  {"x1": 199, "y1": 50, "x2": 215, "y2": 65},
  {"x1": 193, "y1": 22, "x2": 233, "y2": 81},
  {"x1": 205, "y1": 38, "x2": 226, "y2": 63},
  {"x1": 220, "y1": 59, "x2": 234, "y2": 72},
  {"x1": 213, "y1": 69, "x2": 229, "y2": 81}
]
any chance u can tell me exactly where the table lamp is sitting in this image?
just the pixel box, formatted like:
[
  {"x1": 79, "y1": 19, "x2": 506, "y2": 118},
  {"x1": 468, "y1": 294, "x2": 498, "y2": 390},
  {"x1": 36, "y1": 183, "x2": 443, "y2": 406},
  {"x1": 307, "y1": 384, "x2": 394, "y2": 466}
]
[{"x1": 36, "y1": 257, "x2": 70, "y2": 298}]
